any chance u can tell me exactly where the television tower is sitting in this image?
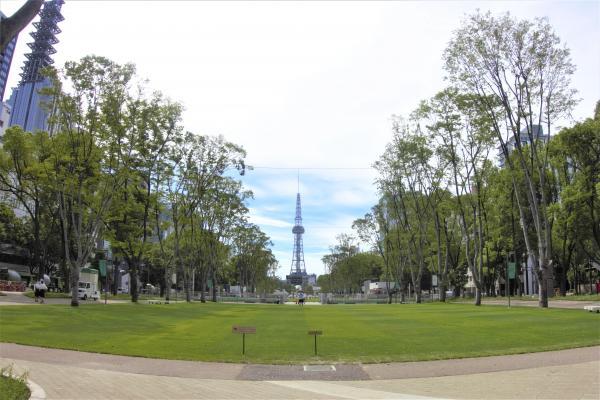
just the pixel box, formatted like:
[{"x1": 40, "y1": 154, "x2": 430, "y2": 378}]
[
  {"x1": 290, "y1": 192, "x2": 306, "y2": 275},
  {"x1": 287, "y1": 174, "x2": 306, "y2": 285}
]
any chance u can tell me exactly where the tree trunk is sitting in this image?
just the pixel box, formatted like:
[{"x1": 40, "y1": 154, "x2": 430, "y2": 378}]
[
  {"x1": 558, "y1": 265, "x2": 567, "y2": 297},
  {"x1": 200, "y1": 271, "x2": 206, "y2": 303},
  {"x1": 474, "y1": 287, "x2": 482, "y2": 306},
  {"x1": 70, "y1": 265, "x2": 79, "y2": 306},
  {"x1": 440, "y1": 283, "x2": 447, "y2": 302},
  {"x1": 185, "y1": 267, "x2": 192, "y2": 302},
  {"x1": 112, "y1": 260, "x2": 119, "y2": 295},
  {"x1": 538, "y1": 266, "x2": 550, "y2": 307},
  {"x1": 414, "y1": 278, "x2": 422, "y2": 303},
  {"x1": 164, "y1": 267, "x2": 171, "y2": 301},
  {"x1": 0, "y1": 0, "x2": 44, "y2": 53},
  {"x1": 130, "y1": 262, "x2": 139, "y2": 303},
  {"x1": 211, "y1": 267, "x2": 217, "y2": 302}
]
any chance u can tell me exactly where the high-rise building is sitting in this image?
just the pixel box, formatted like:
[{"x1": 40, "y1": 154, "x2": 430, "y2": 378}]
[
  {"x1": 497, "y1": 125, "x2": 547, "y2": 167},
  {"x1": 8, "y1": 0, "x2": 64, "y2": 133},
  {"x1": 0, "y1": 11, "x2": 18, "y2": 103}
]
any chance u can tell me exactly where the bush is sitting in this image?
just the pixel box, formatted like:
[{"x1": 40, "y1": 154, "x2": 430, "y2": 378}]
[{"x1": 0, "y1": 365, "x2": 30, "y2": 400}]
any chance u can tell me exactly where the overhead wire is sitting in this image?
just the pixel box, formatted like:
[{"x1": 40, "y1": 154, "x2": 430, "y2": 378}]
[{"x1": 247, "y1": 166, "x2": 375, "y2": 170}]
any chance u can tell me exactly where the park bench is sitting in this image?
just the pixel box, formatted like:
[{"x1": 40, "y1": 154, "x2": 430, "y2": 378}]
[{"x1": 583, "y1": 305, "x2": 600, "y2": 313}]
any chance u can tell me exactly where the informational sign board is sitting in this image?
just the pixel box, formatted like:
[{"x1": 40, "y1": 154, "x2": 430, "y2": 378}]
[
  {"x1": 308, "y1": 330, "x2": 323, "y2": 355},
  {"x1": 432, "y1": 274, "x2": 438, "y2": 287},
  {"x1": 508, "y1": 262, "x2": 516, "y2": 279},
  {"x1": 98, "y1": 260, "x2": 106, "y2": 277},
  {"x1": 232, "y1": 326, "x2": 256, "y2": 334},
  {"x1": 232, "y1": 326, "x2": 256, "y2": 355}
]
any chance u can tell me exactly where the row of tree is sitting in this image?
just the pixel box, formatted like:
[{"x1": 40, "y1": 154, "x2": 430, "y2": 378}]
[
  {"x1": 0, "y1": 56, "x2": 277, "y2": 306},
  {"x1": 323, "y1": 12, "x2": 599, "y2": 308}
]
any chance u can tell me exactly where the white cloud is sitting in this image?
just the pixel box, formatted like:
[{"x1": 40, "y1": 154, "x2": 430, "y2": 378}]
[{"x1": 249, "y1": 215, "x2": 292, "y2": 229}]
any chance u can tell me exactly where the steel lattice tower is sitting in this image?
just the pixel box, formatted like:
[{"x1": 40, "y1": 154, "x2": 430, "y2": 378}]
[
  {"x1": 290, "y1": 193, "x2": 306, "y2": 276},
  {"x1": 8, "y1": 0, "x2": 64, "y2": 132}
]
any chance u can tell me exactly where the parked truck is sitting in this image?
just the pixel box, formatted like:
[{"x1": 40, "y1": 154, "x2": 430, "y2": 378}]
[{"x1": 78, "y1": 268, "x2": 100, "y2": 300}]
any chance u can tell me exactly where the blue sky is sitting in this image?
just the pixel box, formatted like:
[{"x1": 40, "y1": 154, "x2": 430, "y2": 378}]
[
  {"x1": 240, "y1": 167, "x2": 379, "y2": 278},
  {"x1": 2, "y1": 1, "x2": 598, "y2": 278}
]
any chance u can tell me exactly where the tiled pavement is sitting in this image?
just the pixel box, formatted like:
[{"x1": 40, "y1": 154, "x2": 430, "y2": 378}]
[{"x1": 1, "y1": 343, "x2": 598, "y2": 399}]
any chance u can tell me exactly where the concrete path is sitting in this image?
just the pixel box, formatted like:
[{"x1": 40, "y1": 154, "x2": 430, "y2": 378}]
[
  {"x1": 480, "y1": 299, "x2": 600, "y2": 309},
  {"x1": 3, "y1": 291, "x2": 599, "y2": 309},
  {"x1": 0, "y1": 291, "x2": 126, "y2": 305},
  {"x1": 1, "y1": 343, "x2": 598, "y2": 399}
]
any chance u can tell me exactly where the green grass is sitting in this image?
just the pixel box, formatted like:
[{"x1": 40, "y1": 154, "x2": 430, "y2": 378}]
[
  {"x1": 450, "y1": 294, "x2": 600, "y2": 303},
  {"x1": 0, "y1": 302, "x2": 598, "y2": 364},
  {"x1": 23, "y1": 291, "x2": 71, "y2": 299},
  {"x1": 105, "y1": 293, "x2": 164, "y2": 300},
  {"x1": 0, "y1": 366, "x2": 30, "y2": 400}
]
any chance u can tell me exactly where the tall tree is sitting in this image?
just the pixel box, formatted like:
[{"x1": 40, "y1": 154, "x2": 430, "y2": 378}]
[
  {"x1": 165, "y1": 133, "x2": 246, "y2": 302},
  {"x1": 107, "y1": 91, "x2": 182, "y2": 302},
  {"x1": 0, "y1": 127, "x2": 57, "y2": 279},
  {"x1": 44, "y1": 56, "x2": 135, "y2": 306},
  {"x1": 353, "y1": 203, "x2": 397, "y2": 303},
  {"x1": 420, "y1": 89, "x2": 495, "y2": 305},
  {"x1": 375, "y1": 118, "x2": 434, "y2": 303},
  {"x1": 444, "y1": 12, "x2": 578, "y2": 307}
]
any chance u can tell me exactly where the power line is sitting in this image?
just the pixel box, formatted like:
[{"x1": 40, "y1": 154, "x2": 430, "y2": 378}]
[{"x1": 248, "y1": 166, "x2": 375, "y2": 170}]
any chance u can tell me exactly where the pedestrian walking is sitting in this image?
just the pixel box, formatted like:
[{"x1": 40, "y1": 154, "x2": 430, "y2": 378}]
[
  {"x1": 33, "y1": 281, "x2": 40, "y2": 302},
  {"x1": 35, "y1": 279, "x2": 48, "y2": 304},
  {"x1": 298, "y1": 291, "x2": 305, "y2": 306}
]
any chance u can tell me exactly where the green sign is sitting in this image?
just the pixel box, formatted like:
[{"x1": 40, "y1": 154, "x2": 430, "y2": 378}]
[
  {"x1": 207, "y1": 279, "x2": 213, "y2": 289},
  {"x1": 508, "y1": 262, "x2": 516, "y2": 279},
  {"x1": 99, "y1": 260, "x2": 107, "y2": 277}
]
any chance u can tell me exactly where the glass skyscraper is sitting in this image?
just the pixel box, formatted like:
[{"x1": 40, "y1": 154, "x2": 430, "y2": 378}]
[
  {"x1": 0, "y1": 11, "x2": 18, "y2": 103},
  {"x1": 8, "y1": 0, "x2": 64, "y2": 133}
]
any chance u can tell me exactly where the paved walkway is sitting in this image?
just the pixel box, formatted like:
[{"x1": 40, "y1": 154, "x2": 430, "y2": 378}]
[
  {"x1": 0, "y1": 291, "x2": 126, "y2": 305},
  {"x1": 1, "y1": 343, "x2": 598, "y2": 399},
  {"x1": 480, "y1": 299, "x2": 600, "y2": 309}
]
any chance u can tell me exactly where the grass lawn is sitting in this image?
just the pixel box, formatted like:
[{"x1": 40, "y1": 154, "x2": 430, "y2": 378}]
[
  {"x1": 0, "y1": 302, "x2": 598, "y2": 364},
  {"x1": 23, "y1": 291, "x2": 71, "y2": 299}
]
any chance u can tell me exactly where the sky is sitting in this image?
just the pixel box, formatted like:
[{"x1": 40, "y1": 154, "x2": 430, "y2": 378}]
[{"x1": 2, "y1": 1, "x2": 599, "y2": 279}]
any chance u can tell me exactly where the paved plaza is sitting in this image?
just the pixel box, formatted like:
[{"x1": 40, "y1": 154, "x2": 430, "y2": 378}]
[{"x1": 1, "y1": 343, "x2": 598, "y2": 399}]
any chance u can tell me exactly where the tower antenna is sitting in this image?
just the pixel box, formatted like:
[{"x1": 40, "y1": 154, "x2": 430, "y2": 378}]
[{"x1": 286, "y1": 172, "x2": 307, "y2": 285}]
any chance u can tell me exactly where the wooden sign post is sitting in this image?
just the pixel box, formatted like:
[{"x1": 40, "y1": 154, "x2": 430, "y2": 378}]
[
  {"x1": 308, "y1": 330, "x2": 323, "y2": 356},
  {"x1": 232, "y1": 326, "x2": 256, "y2": 355}
]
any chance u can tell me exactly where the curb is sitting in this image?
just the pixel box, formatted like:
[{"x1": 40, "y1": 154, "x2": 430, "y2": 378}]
[{"x1": 27, "y1": 378, "x2": 46, "y2": 400}]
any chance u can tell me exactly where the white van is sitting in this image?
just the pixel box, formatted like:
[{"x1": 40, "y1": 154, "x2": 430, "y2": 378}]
[
  {"x1": 78, "y1": 268, "x2": 100, "y2": 300},
  {"x1": 78, "y1": 281, "x2": 99, "y2": 300}
]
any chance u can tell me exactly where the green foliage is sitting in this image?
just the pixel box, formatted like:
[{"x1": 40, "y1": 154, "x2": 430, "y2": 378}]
[
  {"x1": 0, "y1": 204, "x2": 30, "y2": 246},
  {"x1": 0, "y1": 54, "x2": 271, "y2": 306},
  {"x1": 0, "y1": 365, "x2": 30, "y2": 400},
  {"x1": 0, "y1": 126, "x2": 59, "y2": 277}
]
